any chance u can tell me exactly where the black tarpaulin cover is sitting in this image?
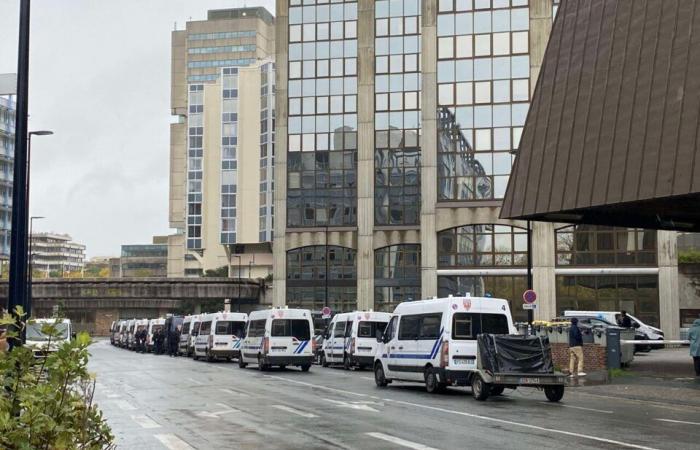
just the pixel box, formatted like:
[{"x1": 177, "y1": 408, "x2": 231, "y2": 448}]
[{"x1": 478, "y1": 334, "x2": 554, "y2": 374}]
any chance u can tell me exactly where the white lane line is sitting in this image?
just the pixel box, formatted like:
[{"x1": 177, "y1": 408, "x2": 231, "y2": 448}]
[
  {"x1": 219, "y1": 388, "x2": 250, "y2": 398},
  {"x1": 655, "y1": 418, "x2": 700, "y2": 426},
  {"x1": 265, "y1": 375, "x2": 368, "y2": 398},
  {"x1": 272, "y1": 404, "x2": 318, "y2": 418},
  {"x1": 186, "y1": 377, "x2": 203, "y2": 385},
  {"x1": 323, "y1": 398, "x2": 379, "y2": 412},
  {"x1": 538, "y1": 402, "x2": 613, "y2": 414},
  {"x1": 361, "y1": 377, "x2": 375, "y2": 381},
  {"x1": 154, "y1": 434, "x2": 194, "y2": 450},
  {"x1": 131, "y1": 414, "x2": 160, "y2": 429},
  {"x1": 381, "y1": 398, "x2": 658, "y2": 450},
  {"x1": 366, "y1": 432, "x2": 438, "y2": 450},
  {"x1": 115, "y1": 400, "x2": 137, "y2": 411}
]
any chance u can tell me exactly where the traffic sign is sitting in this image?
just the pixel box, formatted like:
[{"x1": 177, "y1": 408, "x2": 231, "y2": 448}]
[
  {"x1": 522, "y1": 289, "x2": 537, "y2": 304},
  {"x1": 523, "y1": 303, "x2": 537, "y2": 310},
  {"x1": 321, "y1": 306, "x2": 332, "y2": 319}
]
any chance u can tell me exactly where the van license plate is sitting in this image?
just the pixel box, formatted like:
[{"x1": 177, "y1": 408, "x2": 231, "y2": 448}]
[
  {"x1": 519, "y1": 377, "x2": 540, "y2": 384},
  {"x1": 453, "y1": 359, "x2": 472, "y2": 365}
]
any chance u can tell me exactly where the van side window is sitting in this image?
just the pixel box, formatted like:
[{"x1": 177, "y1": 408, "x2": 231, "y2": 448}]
[
  {"x1": 199, "y1": 321, "x2": 212, "y2": 335},
  {"x1": 384, "y1": 316, "x2": 398, "y2": 341},
  {"x1": 333, "y1": 322, "x2": 346, "y2": 338},
  {"x1": 419, "y1": 314, "x2": 442, "y2": 339},
  {"x1": 452, "y1": 313, "x2": 509, "y2": 339},
  {"x1": 398, "y1": 315, "x2": 421, "y2": 340},
  {"x1": 182, "y1": 322, "x2": 191, "y2": 334},
  {"x1": 247, "y1": 319, "x2": 266, "y2": 337}
]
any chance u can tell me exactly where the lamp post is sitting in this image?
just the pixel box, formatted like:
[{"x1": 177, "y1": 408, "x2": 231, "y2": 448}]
[{"x1": 27, "y1": 215, "x2": 45, "y2": 318}]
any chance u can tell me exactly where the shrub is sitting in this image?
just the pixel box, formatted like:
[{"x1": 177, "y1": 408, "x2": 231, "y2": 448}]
[{"x1": 0, "y1": 307, "x2": 114, "y2": 449}]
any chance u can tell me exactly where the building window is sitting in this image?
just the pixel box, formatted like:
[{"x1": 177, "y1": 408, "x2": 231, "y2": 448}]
[
  {"x1": 438, "y1": 224, "x2": 527, "y2": 267},
  {"x1": 555, "y1": 225, "x2": 657, "y2": 267},
  {"x1": 286, "y1": 245, "x2": 357, "y2": 312},
  {"x1": 556, "y1": 275, "x2": 660, "y2": 327},
  {"x1": 374, "y1": 0, "x2": 422, "y2": 225},
  {"x1": 220, "y1": 68, "x2": 239, "y2": 245},
  {"x1": 287, "y1": 0, "x2": 359, "y2": 227},
  {"x1": 374, "y1": 244, "x2": 422, "y2": 312},
  {"x1": 437, "y1": 0, "x2": 530, "y2": 200},
  {"x1": 187, "y1": 84, "x2": 204, "y2": 249}
]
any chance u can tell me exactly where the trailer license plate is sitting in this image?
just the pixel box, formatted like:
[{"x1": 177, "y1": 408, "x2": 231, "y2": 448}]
[{"x1": 519, "y1": 377, "x2": 540, "y2": 384}]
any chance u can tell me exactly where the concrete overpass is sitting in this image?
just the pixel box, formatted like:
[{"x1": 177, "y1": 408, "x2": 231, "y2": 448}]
[{"x1": 0, "y1": 278, "x2": 270, "y2": 335}]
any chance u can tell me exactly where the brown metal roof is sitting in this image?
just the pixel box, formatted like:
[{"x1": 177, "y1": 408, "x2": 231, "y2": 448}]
[{"x1": 501, "y1": 0, "x2": 700, "y2": 231}]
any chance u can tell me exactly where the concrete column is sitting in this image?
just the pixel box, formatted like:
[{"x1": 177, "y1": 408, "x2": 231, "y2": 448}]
[
  {"x1": 356, "y1": 0, "x2": 376, "y2": 311},
  {"x1": 420, "y1": 0, "x2": 438, "y2": 299},
  {"x1": 532, "y1": 221, "x2": 556, "y2": 321},
  {"x1": 529, "y1": 0, "x2": 553, "y2": 83},
  {"x1": 273, "y1": 0, "x2": 289, "y2": 307},
  {"x1": 658, "y1": 230, "x2": 679, "y2": 339}
]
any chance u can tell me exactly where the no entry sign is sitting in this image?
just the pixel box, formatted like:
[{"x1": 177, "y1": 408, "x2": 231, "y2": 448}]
[{"x1": 522, "y1": 289, "x2": 537, "y2": 304}]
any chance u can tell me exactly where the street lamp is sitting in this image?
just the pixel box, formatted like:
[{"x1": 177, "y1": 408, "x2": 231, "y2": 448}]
[{"x1": 27, "y1": 215, "x2": 45, "y2": 318}]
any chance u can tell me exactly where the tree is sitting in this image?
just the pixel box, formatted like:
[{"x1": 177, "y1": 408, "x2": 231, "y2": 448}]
[{"x1": 204, "y1": 265, "x2": 228, "y2": 277}]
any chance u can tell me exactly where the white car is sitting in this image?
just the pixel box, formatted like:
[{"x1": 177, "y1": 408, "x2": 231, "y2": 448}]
[
  {"x1": 240, "y1": 308, "x2": 314, "y2": 371},
  {"x1": 194, "y1": 312, "x2": 247, "y2": 362},
  {"x1": 564, "y1": 311, "x2": 664, "y2": 344},
  {"x1": 322, "y1": 311, "x2": 391, "y2": 370},
  {"x1": 374, "y1": 296, "x2": 516, "y2": 393}
]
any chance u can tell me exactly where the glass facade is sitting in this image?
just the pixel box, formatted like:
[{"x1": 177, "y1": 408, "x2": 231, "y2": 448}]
[
  {"x1": 220, "y1": 67, "x2": 239, "y2": 245},
  {"x1": 286, "y1": 245, "x2": 357, "y2": 312},
  {"x1": 374, "y1": 0, "x2": 422, "y2": 225},
  {"x1": 374, "y1": 244, "x2": 422, "y2": 312},
  {"x1": 260, "y1": 62, "x2": 276, "y2": 242},
  {"x1": 287, "y1": 0, "x2": 359, "y2": 227},
  {"x1": 0, "y1": 96, "x2": 14, "y2": 258},
  {"x1": 555, "y1": 225, "x2": 657, "y2": 267},
  {"x1": 437, "y1": 0, "x2": 529, "y2": 200},
  {"x1": 186, "y1": 84, "x2": 204, "y2": 249},
  {"x1": 438, "y1": 224, "x2": 527, "y2": 267},
  {"x1": 439, "y1": 275, "x2": 527, "y2": 322},
  {"x1": 556, "y1": 275, "x2": 660, "y2": 327}
]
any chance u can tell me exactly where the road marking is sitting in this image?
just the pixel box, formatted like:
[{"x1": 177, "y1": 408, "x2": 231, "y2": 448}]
[
  {"x1": 186, "y1": 377, "x2": 203, "y2": 385},
  {"x1": 196, "y1": 403, "x2": 239, "y2": 419},
  {"x1": 361, "y1": 377, "x2": 374, "y2": 381},
  {"x1": 654, "y1": 418, "x2": 700, "y2": 426},
  {"x1": 154, "y1": 434, "x2": 194, "y2": 450},
  {"x1": 115, "y1": 400, "x2": 136, "y2": 411},
  {"x1": 272, "y1": 404, "x2": 318, "y2": 418},
  {"x1": 219, "y1": 388, "x2": 250, "y2": 397},
  {"x1": 573, "y1": 391, "x2": 700, "y2": 412},
  {"x1": 538, "y1": 402, "x2": 613, "y2": 414},
  {"x1": 265, "y1": 375, "x2": 368, "y2": 398},
  {"x1": 131, "y1": 414, "x2": 160, "y2": 429},
  {"x1": 366, "y1": 432, "x2": 438, "y2": 450},
  {"x1": 323, "y1": 398, "x2": 379, "y2": 412},
  {"x1": 381, "y1": 398, "x2": 658, "y2": 450}
]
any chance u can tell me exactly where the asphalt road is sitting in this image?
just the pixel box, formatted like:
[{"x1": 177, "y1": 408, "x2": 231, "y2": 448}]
[{"x1": 89, "y1": 340, "x2": 700, "y2": 450}]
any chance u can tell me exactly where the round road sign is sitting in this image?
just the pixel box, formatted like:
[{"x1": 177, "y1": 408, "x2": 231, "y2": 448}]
[
  {"x1": 522, "y1": 289, "x2": 537, "y2": 304},
  {"x1": 321, "y1": 306, "x2": 332, "y2": 318}
]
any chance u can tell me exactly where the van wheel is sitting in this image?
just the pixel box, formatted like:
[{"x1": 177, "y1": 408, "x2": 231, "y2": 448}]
[
  {"x1": 490, "y1": 386, "x2": 505, "y2": 396},
  {"x1": 425, "y1": 368, "x2": 446, "y2": 394},
  {"x1": 300, "y1": 364, "x2": 311, "y2": 372},
  {"x1": 321, "y1": 354, "x2": 329, "y2": 368},
  {"x1": 471, "y1": 375, "x2": 490, "y2": 401},
  {"x1": 193, "y1": 353, "x2": 199, "y2": 361},
  {"x1": 206, "y1": 350, "x2": 214, "y2": 362},
  {"x1": 257, "y1": 356, "x2": 267, "y2": 371},
  {"x1": 343, "y1": 355, "x2": 352, "y2": 371},
  {"x1": 544, "y1": 385, "x2": 565, "y2": 402},
  {"x1": 238, "y1": 357, "x2": 247, "y2": 369},
  {"x1": 280, "y1": 365, "x2": 287, "y2": 370},
  {"x1": 374, "y1": 362, "x2": 389, "y2": 387}
]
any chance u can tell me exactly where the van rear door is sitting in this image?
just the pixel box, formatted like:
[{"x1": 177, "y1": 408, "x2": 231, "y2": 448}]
[
  {"x1": 270, "y1": 319, "x2": 312, "y2": 356},
  {"x1": 450, "y1": 312, "x2": 510, "y2": 370}
]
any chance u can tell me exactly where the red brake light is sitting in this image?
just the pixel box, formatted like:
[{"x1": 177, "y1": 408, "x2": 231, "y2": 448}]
[{"x1": 440, "y1": 341, "x2": 449, "y2": 368}]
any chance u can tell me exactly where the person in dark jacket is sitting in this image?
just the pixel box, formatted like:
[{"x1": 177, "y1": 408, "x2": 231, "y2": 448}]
[
  {"x1": 168, "y1": 326, "x2": 180, "y2": 357},
  {"x1": 154, "y1": 328, "x2": 164, "y2": 355},
  {"x1": 568, "y1": 318, "x2": 586, "y2": 377},
  {"x1": 137, "y1": 328, "x2": 147, "y2": 353},
  {"x1": 618, "y1": 311, "x2": 633, "y2": 328},
  {"x1": 689, "y1": 318, "x2": 700, "y2": 376}
]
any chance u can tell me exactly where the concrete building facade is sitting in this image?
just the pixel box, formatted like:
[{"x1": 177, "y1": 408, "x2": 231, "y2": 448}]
[
  {"x1": 120, "y1": 236, "x2": 168, "y2": 278},
  {"x1": 274, "y1": 0, "x2": 680, "y2": 338},
  {"x1": 168, "y1": 7, "x2": 276, "y2": 279},
  {"x1": 30, "y1": 233, "x2": 86, "y2": 277},
  {"x1": 0, "y1": 87, "x2": 15, "y2": 259}
]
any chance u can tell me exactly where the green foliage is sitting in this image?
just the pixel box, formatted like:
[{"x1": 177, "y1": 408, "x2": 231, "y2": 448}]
[
  {"x1": 679, "y1": 250, "x2": 700, "y2": 264},
  {"x1": 0, "y1": 308, "x2": 114, "y2": 449},
  {"x1": 204, "y1": 265, "x2": 229, "y2": 277}
]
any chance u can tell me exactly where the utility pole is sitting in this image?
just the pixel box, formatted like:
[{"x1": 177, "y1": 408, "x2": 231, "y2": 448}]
[
  {"x1": 526, "y1": 220, "x2": 533, "y2": 333},
  {"x1": 8, "y1": 0, "x2": 31, "y2": 347}
]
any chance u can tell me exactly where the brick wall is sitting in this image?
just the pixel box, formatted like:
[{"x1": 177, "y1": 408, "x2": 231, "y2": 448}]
[
  {"x1": 93, "y1": 309, "x2": 118, "y2": 336},
  {"x1": 551, "y1": 343, "x2": 607, "y2": 372}
]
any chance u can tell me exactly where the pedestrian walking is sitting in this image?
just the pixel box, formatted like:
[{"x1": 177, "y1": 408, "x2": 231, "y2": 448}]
[
  {"x1": 618, "y1": 311, "x2": 632, "y2": 328},
  {"x1": 568, "y1": 317, "x2": 586, "y2": 377},
  {"x1": 689, "y1": 318, "x2": 700, "y2": 377}
]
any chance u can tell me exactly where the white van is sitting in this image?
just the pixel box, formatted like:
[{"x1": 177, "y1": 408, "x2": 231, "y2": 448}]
[
  {"x1": 563, "y1": 310, "x2": 664, "y2": 343},
  {"x1": 178, "y1": 315, "x2": 194, "y2": 355},
  {"x1": 240, "y1": 308, "x2": 315, "y2": 371},
  {"x1": 374, "y1": 296, "x2": 515, "y2": 393},
  {"x1": 147, "y1": 318, "x2": 165, "y2": 352},
  {"x1": 117, "y1": 320, "x2": 129, "y2": 347},
  {"x1": 194, "y1": 312, "x2": 248, "y2": 362},
  {"x1": 131, "y1": 319, "x2": 149, "y2": 350},
  {"x1": 26, "y1": 318, "x2": 73, "y2": 357},
  {"x1": 123, "y1": 319, "x2": 136, "y2": 348},
  {"x1": 322, "y1": 311, "x2": 391, "y2": 370},
  {"x1": 188, "y1": 315, "x2": 202, "y2": 356}
]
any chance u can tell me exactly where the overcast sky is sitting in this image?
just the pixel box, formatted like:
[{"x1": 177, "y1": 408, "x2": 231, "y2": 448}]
[{"x1": 0, "y1": 0, "x2": 274, "y2": 258}]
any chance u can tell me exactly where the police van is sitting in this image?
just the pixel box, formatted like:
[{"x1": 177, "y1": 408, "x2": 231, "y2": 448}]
[
  {"x1": 112, "y1": 320, "x2": 126, "y2": 346},
  {"x1": 240, "y1": 308, "x2": 315, "y2": 371},
  {"x1": 322, "y1": 311, "x2": 391, "y2": 370},
  {"x1": 193, "y1": 312, "x2": 247, "y2": 362},
  {"x1": 147, "y1": 318, "x2": 165, "y2": 352},
  {"x1": 130, "y1": 319, "x2": 149, "y2": 350},
  {"x1": 122, "y1": 319, "x2": 136, "y2": 348},
  {"x1": 178, "y1": 315, "x2": 194, "y2": 356},
  {"x1": 187, "y1": 315, "x2": 202, "y2": 356},
  {"x1": 374, "y1": 296, "x2": 516, "y2": 394}
]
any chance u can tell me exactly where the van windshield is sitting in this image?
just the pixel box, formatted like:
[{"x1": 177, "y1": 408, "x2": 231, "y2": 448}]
[
  {"x1": 151, "y1": 325, "x2": 164, "y2": 333},
  {"x1": 26, "y1": 323, "x2": 69, "y2": 342},
  {"x1": 358, "y1": 321, "x2": 388, "y2": 338},
  {"x1": 182, "y1": 322, "x2": 191, "y2": 334},
  {"x1": 271, "y1": 319, "x2": 311, "y2": 340},
  {"x1": 452, "y1": 313, "x2": 509, "y2": 340},
  {"x1": 215, "y1": 321, "x2": 246, "y2": 337}
]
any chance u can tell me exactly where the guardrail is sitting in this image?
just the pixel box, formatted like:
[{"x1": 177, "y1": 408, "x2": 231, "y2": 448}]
[{"x1": 621, "y1": 340, "x2": 689, "y2": 345}]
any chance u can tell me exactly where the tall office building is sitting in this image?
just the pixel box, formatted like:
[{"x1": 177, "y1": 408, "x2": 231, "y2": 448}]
[
  {"x1": 274, "y1": 0, "x2": 679, "y2": 337},
  {"x1": 0, "y1": 74, "x2": 16, "y2": 260},
  {"x1": 169, "y1": 8, "x2": 276, "y2": 278}
]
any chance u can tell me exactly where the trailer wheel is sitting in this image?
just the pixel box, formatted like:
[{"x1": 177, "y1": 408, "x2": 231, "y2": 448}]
[
  {"x1": 544, "y1": 385, "x2": 565, "y2": 402},
  {"x1": 238, "y1": 357, "x2": 247, "y2": 369},
  {"x1": 471, "y1": 375, "x2": 490, "y2": 401},
  {"x1": 425, "y1": 368, "x2": 446, "y2": 394},
  {"x1": 374, "y1": 362, "x2": 389, "y2": 387},
  {"x1": 490, "y1": 386, "x2": 505, "y2": 396}
]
